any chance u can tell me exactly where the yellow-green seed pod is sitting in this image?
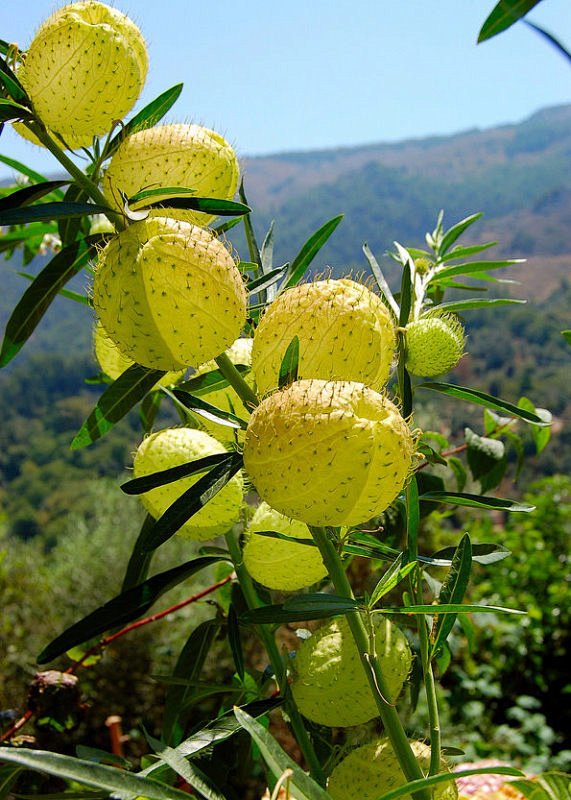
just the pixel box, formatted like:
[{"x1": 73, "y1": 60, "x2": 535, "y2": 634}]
[
  {"x1": 243, "y1": 502, "x2": 328, "y2": 591},
  {"x1": 132, "y1": 427, "x2": 243, "y2": 541},
  {"x1": 252, "y1": 279, "x2": 396, "y2": 395},
  {"x1": 405, "y1": 313, "x2": 465, "y2": 377},
  {"x1": 243, "y1": 379, "x2": 414, "y2": 527},
  {"x1": 18, "y1": 1, "x2": 147, "y2": 150},
  {"x1": 291, "y1": 616, "x2": 411, "y2": 727},
  {"x1": 93, "y1": 321, "x2": 185, "y2": 387},
  {"x1": 92, "y1": 217, "x2": 247, "y2": 371},
  {"x1": 103, "y1": 124, "x2": 239, "y2": 228},
  {"x1": 192, "y1": 338, "x2": 254, "y2": 443},
  {"x1": 328, "y1": 738, "x2": 458, "y2": 800}
]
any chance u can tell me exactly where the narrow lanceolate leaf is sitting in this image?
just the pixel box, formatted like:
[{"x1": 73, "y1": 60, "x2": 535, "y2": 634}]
[
  {"x1": 0, "y1": 748, "x2": 194, "y2": 800},
  {"x1": 177, "y1": 364, "x2": 250, "y2": 396},
  {"x1": 0, "y1": 56, "x2": 27, "y2": 102},
  {"x1": 144, "y1": 731, "x2": 226, "y2": 800},
  {"x1": 228, "y1": 604, "x2": 245, "y2": 681},
  {"x1": 369, "y1": 554, "x2": 417, "y2": 609},
  {"x1": 0, "y1": 180, "x2": 69, "y2": 211},
  {"x1": 71, "y1": 365, "x2": 166, "y2": 449},
  {"x1": 431, "y1": 534, "x2": 472, "y2": 658},
  {"x1": 139, "y1": 452, "x2": 244, "y2": 552},
  {"x1": 431, "y1": 542, "x2": 510, "y2": 565},
  {"x1": 0, "y1": 154, "x2": 49, "y2": 184},
  {"x1": 279, "y1": 335, "x2": 300, "y2": 388},
  {"x1": 247, "y1": 264, "x2": 289, "y2": 296},
  {"x1": 128, "y1": 185, "x2": 197, "y2": 205},
  {"x1": 362, "y1": 242, "x2": 400, "y2": 317},
  {"x1": 120, "y1": 514, "x2": 156, "y2": 592},
  {"x1": 241, "y1": 594, "x2": 362, "y2": 625},
  {"x1": 0, "y1": 99, "x2": 32, "y2": 123},
  {"x1": 439, "y1": 212, "x2": 483, "y2": 254},
  {"x1": 105, "y1": 83, "x2": 184, "y2": 156},
  {"x1": 432, "y1": 298, "x2": 526, "y2": 313},
  {"x1": 0, "y1": 201, "x2": 113, "y2": 226},
  {"x1": 439, "y1": 241, "x2": 498, "y2": 261},
  {"x1": 122, "y1": 452, "x2": 231, "y2": 495},
  {"x1": 374, "y1": 603, "x2": 525, "y2": 616},
  {"x1": 434, "y1": 258, "x2": 524, "y2": 281},
  {"x1": 374, "y1": 767, "x2": 524, "y2": 800},
  {"x1": 234, "y1": 708, "x2": 331, "y2": 800},
  {"x1": 416, "y1": 382, "x2": 548, "y2": 424},
  {"x1": 145, "y1": 196, "x2": 250, "y2": 217},
  {"x1": 478, "y1": 0, "x2": 542, "y2": 43},
  {"x1": 172, "y1": 390, "x2": 248, "y2": 429},
  {"x1": 419, "y1": 491, "x2": 535, "y2": 512},
  {"x1": 398, "y1": 260, "x2": 412, "y2": 326},
  {"x1": 37, "y1": 556, "x2": 228, "y2": 664},
  {"x1": 524, "y1": 19, "x2": 571, "y2": 63},
  {"x1": 283, "y1": 214, "x2": 343, "y2": 289},
  {"x1": 0, "y1": 240, "x2": 93, "y2": 367}
]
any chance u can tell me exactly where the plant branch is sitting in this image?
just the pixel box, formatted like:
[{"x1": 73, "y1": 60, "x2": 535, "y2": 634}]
[{"x1": 215, "y1": 352, "x2": 258, "y2": 410}]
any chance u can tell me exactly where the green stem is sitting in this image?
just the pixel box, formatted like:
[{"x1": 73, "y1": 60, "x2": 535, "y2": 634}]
[
  {"x1": 308, "y1": 525, "x2": 430, "y2": 800},
  {"x1": 215, "y1": 352, "x2": 258, "y2": 410},
  {"x1": 224, "y1": 531, "x2": 326, "y2": 787},
  {"x1": 24, "y1": 121, "x2": 125, "y2": 231}
]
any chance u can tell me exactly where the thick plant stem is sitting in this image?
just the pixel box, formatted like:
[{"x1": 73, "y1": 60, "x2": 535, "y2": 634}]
[
  {"x1": 215, "y1": 352, "x2": 258, "y2": 410},
  {"x1": 24, "y1": 121, "x2": 125, "y2": 230},
  {"x1": 223, "y1": 531, "x2": 326, "y2": 787},
  {"x1": 308, "y1": 525, "x2": 430, "y2": 800}
]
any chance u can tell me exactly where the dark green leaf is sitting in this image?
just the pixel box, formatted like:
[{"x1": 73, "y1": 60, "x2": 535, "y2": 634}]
[
  {"x1": 563, "y1": 329, "x2": 571, "y2": 344},
  {"x1": 105, "y1": 83, "x2": 183, "y2": 156},
  {"x1": 0, "y1": 240, "x2": 92, "y2": 367},
  {"x1": 162, "y1": 619, "x2": 222, "y2": 745},
  {"x1": 177, "y1": 364, "x2": 250, "y2": 397},
  {"x1": 120, "y1": 513, "x2": 156, "y2": 592},
  {"x1": 524, "y1": 19, "x2": 571, "y2": 62},
  {"x1": 139, "y1": 389, "x2": 162, "y2": 434},
  {"x1": 362, "y1": 242, "x2": 400, "y2": 317},
  {"x1": 283, "y1": 215, "x2": 343, "y2": 289},
  {"x1": 374, "y1": 603, "x2": 524, "y2": 615},
  {"x1": 172, "y1": 389, "x2": 247, "y2": 429},
  {"x1": 0, "y1": 56, "x2": 27, "y2": 103},
  {"x1": 0, "y1": 201, "x2": 113, "y2": 226},
  {"x1": 0, "y1": 748, "x2": 193, "y2": 800},
  {"x1": 439, "y1": 212, "x2": 483, "y2": 254},
  {"x1": 433, "y1": 298, "x2": 526, "y2": 313},
  {"x1": 253, "y1": 529, "x2": 316, "y2": 547},
  {"x1": 417, "y1": 382, "x2": 548, "y2": 424},
  {"x1": 279, "y1": 335, "x2": 299, "y2": 388},
  {"x1": 128, "y1": 185, "x2": 197, "y2": 205},
  {"x1": 38, "y1": 555, "x2": 227, "y2": 664},
  {"x1": 447, "y1": 456, "x2": 467, "y2": 492},
  {"x1": 398, "y1": 261, "x2": 412, "y2": 326},
  {"x1": 465, "y1": 426, "x2": 507, "y2": 492},
  {"x1": 234, "y1": 708, "x2": 331, "y2": 800},
  {"x1": 238, "y1": 180, "x2": 263, "y2": 270},
  {"x1": 144, "y1": 730, "x2": 226, "y2": 800},
  {"x1": 145, "y1": 196, "x2": 250, "y2": 217},
  {"x1": 0, "y1": 99, "x2": 32, "y2": 123},
  {"x1": 71, "y1": 365, "x2": 166, "y2": 449},
  {"x1": 58, "y1": 184, "x2": 90, "y2": 247},
  {"x1": 139, "y1": 452, "x2": 244, "y2": 552},
  {"x1": 434, "y1": 258, "x2": 524, "y2": 281},
  {"x1": 17, "y1": 270, "x2": 92, "y2": 306},
  {"x1": 247, "y1": 264, "x2": 288, "y2": 295},
  {"x1": 431, "y1": 542, "x2": 510, "y2": 565},
  {"x1": 228, "y1": 604, "x2": 245, "y2": 681},
  {"x1": 242, "y1": 594, "x2": 361, "y2": 624},
  {"x1": 122, "y1": 452, "x2": 232, "y2": 495},
  {"x1": 519, "y1": 396, "x2": 552, "y2": 454},
  {"x1": 478, "y1": 0, "x2": 542, "y2": 42},
  {"x1": 419, "y1": 491, "x2": 535, "y2": 512},
  {"x1": 0, "y1": 154, "x2": 48, "y2": 184},
  {"x1": 375, "y1": 767, "x2": 524, "y2": 800},
  {"x1": 369, "y1": 555, "x2": 417, "y2": 608},
  {"x1": 431, "y1": 534, "x2": 472, "y2": 658},
  {"x1": 439, "y1": 241, "x2": 497, "y2": 261}
]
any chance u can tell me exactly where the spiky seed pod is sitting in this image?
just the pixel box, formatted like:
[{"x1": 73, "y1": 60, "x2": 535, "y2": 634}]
[
  {"x1": 252, "y1": 279, "x2": 396, "y2": 395},
  {"x1": 92, "y1": 217, "x2": 247, "y2": 371},
  {"x1": 103, "y1": 124, "x2": 239, "y2": 228},
  {"x1": 132, "y1": 427, "x2": 243, "y2": 542},
  {"x1": 243, "y1": 502, "x2": 328, "y2": 591},
  {"x1": 291, "y1": 616, "x2": 412, "y2": 727},
  {"x1": 243, "y1": 379, "x2": 414, "y2": 527},
  {"x1": 405, "y1": 313, "x2": 465, "y2": 377},
  {"x1": 327, "y1": 738, "x2": 458, "y2": 800},
  {"x1": 18, "y1": 1, "x2": 147, "y2": 150},
  {"x1": 93, "y1": 321, "x2": 185, "y2": 386},
  {"x1": 192, "y1": 338, "x2": 254, "y2": 443}
]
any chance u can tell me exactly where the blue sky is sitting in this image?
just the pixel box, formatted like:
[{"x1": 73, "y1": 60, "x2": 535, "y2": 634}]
[{"x1": 1, "y1": 0, "x2": 569, "y2": 180}]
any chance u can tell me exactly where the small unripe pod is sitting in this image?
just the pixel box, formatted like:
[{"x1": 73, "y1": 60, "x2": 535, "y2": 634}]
[
  {"x1": 405, "y1": 313, "x2": 465, "y2": 377},
  {"x1": 252, "y1": 279, "x2": 396, "y2": 395},
  {"x1": 243, "y1": 502, "x2": 328, "y2": 591},
  {"x1": 291, "y1": 616, "x2": 412, "y2": 727},
  {"x1": 327, "y1": 737, "x2": 458, "y2": 800},
  {"x1": 243, "y1": 379, "x2": 414, "y2": 527},
  {"x1": 93, "y1": 321, "x2": 185, "y2": 386},
  {"x1": 18, "y1": 1, "x2": 147, "y2": 150},
  {"x1": 92, "y1": 217, "x2": 247, "y2": 371},
  {"x1": 103, "y1": 123, "x2": 239, "y2": 228},
  {"x1": 133, "y1": 427, "x2": 243, "y2": 541}
]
